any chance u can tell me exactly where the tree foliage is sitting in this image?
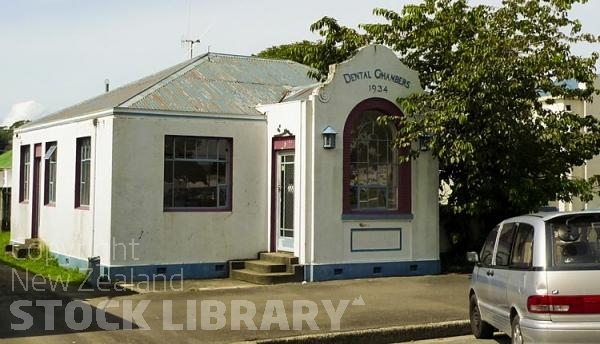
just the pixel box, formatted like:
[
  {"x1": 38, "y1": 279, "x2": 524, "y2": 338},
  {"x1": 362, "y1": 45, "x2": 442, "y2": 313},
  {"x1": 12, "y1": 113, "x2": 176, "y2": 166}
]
[
  {"x1": 0, "y1": 120, "x2": 29, "y2": 151},
  {"x1": 258, "y1": 0, "x2": 600, "y2": 219},
  {"x1": 256, "y1": 41, "x2": 317, "y2": 65},
  {"x1": 366, "y1": 0, "x2": 600, "y2": 217},
  {"x1": 257, "y1": 18, "x2": 368, "y2": 81}
]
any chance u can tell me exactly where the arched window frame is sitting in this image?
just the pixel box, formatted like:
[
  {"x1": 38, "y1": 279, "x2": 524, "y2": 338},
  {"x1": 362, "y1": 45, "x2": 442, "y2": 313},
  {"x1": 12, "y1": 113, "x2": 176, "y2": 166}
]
[{"x1": 342, "y1": 98, "x2": 411, "y2": 215}]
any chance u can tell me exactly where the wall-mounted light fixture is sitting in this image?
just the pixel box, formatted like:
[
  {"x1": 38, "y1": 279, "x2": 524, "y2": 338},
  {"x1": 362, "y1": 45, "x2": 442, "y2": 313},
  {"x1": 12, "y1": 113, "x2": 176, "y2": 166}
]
[
  {"x1": 322, "y1": 126, "x2": 337, "y2": 149},
  {"x1": 418, "y1": 133, "x2": 433, "y2": 152}
]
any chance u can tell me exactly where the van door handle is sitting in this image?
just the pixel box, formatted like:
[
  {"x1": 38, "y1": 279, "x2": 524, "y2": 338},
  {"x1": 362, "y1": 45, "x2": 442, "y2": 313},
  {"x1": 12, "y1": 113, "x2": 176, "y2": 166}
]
[{"x1": 486, "y1": 270, "x2": 494, "y2": 277}]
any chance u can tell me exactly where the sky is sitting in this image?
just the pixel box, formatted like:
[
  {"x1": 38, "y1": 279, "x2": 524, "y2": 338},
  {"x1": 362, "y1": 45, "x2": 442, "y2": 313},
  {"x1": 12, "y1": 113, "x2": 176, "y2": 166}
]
[{"x1": 1, "y1": 0, "x2": 599, "y2": 127}]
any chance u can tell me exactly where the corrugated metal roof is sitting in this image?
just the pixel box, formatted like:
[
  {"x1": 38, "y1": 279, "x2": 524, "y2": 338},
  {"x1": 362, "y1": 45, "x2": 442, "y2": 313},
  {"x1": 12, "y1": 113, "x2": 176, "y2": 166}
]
[
  {"x1": 128, "y1": 54, "x2": 315, "y2": 115},
  {"x1": 22, "y1": 53, "x2": 315, "y2": 128},
  {"x1": 538, "y1": 79, "x2": 583, "y2": 97},
  {"x1": 280, "y1": 83, "x2": 320, "y2": 102},
  {"x1": 22, "y1": 58, "x2": 196, "y2": 128}
]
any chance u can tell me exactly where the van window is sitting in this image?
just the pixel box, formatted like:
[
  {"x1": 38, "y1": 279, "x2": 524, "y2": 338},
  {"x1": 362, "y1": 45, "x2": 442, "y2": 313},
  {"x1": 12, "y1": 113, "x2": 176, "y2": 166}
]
[
  {"x1": 480, "y1": 226, "x2": 498, "y2": 267},
  {"x1": 548, "y1": 216, "x2": 600, "y2": 267},
  {"x1": 495, "y1": 223, "x2": 517, "y2": 266},
  {"x1": 510, "y1": 224, "x2": 534, "y2": 269}
]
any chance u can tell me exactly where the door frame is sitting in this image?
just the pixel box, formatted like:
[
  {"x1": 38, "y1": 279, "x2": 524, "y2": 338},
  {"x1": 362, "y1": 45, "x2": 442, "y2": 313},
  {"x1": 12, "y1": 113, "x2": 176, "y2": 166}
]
[
  {"x1": 31, "y1": 143, "x2": 42, "y2": 238},
  {"x1": 270, "y1": 137, "x2": 295, "y2": 252}
]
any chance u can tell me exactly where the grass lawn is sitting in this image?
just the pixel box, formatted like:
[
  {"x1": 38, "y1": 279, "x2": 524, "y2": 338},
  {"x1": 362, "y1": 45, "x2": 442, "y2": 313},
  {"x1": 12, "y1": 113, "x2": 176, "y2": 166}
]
[{"x1": 0, "y1": 231, "x2": 87, "y2": 285}]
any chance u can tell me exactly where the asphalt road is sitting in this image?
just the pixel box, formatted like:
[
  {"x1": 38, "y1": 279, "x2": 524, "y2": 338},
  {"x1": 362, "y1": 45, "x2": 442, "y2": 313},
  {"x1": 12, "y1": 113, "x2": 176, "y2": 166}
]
[
  {"x1": 1, "y1": 262, "x2": 470, "y2": 343},
  {"x1": 410, "y1": 334, "x2": 511, "y2": 343}
]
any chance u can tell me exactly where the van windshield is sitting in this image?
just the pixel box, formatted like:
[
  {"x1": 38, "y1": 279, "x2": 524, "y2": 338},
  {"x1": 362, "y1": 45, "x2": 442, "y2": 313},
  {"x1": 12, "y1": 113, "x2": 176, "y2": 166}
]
[{"x1": 548, "y1": 215, "x2": 600, "y2": 268}]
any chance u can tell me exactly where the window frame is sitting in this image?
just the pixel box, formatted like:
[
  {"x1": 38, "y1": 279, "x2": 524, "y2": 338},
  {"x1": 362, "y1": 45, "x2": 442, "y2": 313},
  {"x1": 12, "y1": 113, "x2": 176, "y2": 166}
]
[
  {"x1": 44, "y1": 142, "x2": 57, "y2": 205},
  {"x1": 163, "y1": 135, "x2": 233, "y2": 212},
  {"x1": 349, "y1": 110, "x2": 398, "y2": 211},
  {"x1": 479, "y1": 226, "x2": 499, "y2": 267},
  {"x1": 19, "y1": 144, "x2": 31, "y2": 203},
  {"x1": 75, "y1": 137, "x2": 91, "y2": 209},
  {"x1": 509, "y1": 223, "x2": 535, "y2": 269},
  {"x1": 342, "y1": 98, "x2": 411, "y2": 216},
  {"x1": 495, "y1": 223, "x2": 517, "y2": 267},
  {"x1": 547, "y1": 214, "x2": 600, "y2": 269}
]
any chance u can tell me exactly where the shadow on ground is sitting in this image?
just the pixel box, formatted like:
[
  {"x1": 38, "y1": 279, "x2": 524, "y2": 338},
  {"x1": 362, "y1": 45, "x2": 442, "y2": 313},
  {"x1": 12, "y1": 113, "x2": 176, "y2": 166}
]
[{"x1": 0, "y1": 261, "x2": 139, "y2": 339}]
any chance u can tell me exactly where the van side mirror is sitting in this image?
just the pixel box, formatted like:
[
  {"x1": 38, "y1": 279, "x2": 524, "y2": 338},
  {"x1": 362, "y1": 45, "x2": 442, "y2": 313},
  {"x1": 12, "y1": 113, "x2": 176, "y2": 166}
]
[{"x1": 466, "y1": 251, "x2": 480, "y2": 263}]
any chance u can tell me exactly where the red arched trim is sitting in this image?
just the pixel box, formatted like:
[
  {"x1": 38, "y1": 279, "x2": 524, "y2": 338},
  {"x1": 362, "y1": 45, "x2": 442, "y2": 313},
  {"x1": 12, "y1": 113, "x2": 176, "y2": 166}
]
[{"x1": 342, "y1": 97, "x2": 411, "y2": 215}]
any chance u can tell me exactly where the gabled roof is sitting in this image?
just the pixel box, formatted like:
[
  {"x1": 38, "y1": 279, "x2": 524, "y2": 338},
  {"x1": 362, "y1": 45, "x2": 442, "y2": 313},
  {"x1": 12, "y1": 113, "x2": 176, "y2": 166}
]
[
  {"x1": 538, "y1": 78, "x2": 594, "y2": 98},
  {"x1": 23, "y1": 53, "x2": 315, "y2": 129}
]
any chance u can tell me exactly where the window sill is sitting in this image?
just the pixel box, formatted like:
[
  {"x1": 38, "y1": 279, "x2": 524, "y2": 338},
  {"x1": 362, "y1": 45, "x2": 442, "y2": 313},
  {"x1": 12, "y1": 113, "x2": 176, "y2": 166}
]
[
  {"x1": 341, "y1": 213, "x2": 414, "y2": 221},
  {"x1": 164, "y1": 207, "x2": 232, "y2": 213},
  {"x1": 44, "y1": 203, "x2": 56, "y2": 207},
  {"x1": 20, "y1": 201, "x2": 29, "y2": 205},
  {"x1": 75, "y1": 206, "x2": 90, "y2": 211}
]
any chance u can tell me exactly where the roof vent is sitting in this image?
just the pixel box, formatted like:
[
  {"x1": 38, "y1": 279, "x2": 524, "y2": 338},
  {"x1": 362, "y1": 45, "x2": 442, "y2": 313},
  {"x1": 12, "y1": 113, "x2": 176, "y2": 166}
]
[{"x1": 104, "y1": 79, "x2": 110, "y2": 93}]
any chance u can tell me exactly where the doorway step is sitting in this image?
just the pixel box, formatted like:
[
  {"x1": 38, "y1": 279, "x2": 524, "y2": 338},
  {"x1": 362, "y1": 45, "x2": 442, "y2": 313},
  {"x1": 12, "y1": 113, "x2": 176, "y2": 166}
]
[
  {"x1": 6, "y1": 238, "x2": 41, "y2": 259},
  {"x1": 229, "y1": 252, "x2": 304, "y2": 284}
]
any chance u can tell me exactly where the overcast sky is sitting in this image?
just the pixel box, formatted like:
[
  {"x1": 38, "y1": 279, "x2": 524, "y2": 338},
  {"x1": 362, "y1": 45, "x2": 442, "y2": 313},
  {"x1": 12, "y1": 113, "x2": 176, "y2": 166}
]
[{"x1": 1, "y1": 0, "x2": 599, "y2": 126}]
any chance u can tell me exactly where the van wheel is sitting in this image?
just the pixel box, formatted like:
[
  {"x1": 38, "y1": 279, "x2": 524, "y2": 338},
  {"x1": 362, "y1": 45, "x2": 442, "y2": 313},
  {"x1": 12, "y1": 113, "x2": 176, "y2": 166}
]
[
  {"x1": 469, "y1": 294, "x2": 494, "y2": 338},
  {"x1": 511, "y1": 314, "x2": 524, "y2": 344}
]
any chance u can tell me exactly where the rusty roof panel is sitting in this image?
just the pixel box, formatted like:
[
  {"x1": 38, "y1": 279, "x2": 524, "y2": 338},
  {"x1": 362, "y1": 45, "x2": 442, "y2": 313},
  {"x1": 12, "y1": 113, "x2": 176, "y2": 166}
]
[
  {"x1": 22, "y1": 58, "x2": 195, "y2": 128},
  {"x1": 129, "y1": 54, "x2": 314, "y2": 115},
  {"x1": 23, "y1": 53, "x2": 315, "y2": 128}
]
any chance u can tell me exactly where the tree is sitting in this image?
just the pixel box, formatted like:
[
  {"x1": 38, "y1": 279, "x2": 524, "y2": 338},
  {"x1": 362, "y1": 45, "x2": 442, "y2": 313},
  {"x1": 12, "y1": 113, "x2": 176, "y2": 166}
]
[
  {"x1": 364, "y1": 0, "x2": 600, "y2": 219},
  {"x1": 256, "y1": 40, "x2": 317, "y2": 65},
  {"x1": 257, "y1": 18, "x2": 368, "y2": 81},
  {"x1": 259, "y1": 0, "x2": 600, "y2": 222},
  {"x1": 0, "y1": 120, "x2": 30, "y2": 151}
]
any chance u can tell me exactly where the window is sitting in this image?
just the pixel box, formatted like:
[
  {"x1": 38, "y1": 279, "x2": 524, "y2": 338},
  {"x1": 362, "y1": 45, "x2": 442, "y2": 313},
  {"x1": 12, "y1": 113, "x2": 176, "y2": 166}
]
[
  {"x1": 19, "y1": 145, "x2": 30, "y2": 202},
  {"x1": 349, "y1": 110, "x2": 397, "y2": 210},
  {"x1": 495, "y1": 223, "x2": 517, "y2": 267},
  {"x1": 163, "y1": 136, "x2": 231, "y2": 210},
  {"x1": 549, "y1": 216, "x2": 600, "y2": 266},
  {"x1": 75, "y1": 137, "x2": 91, "y2": 208},
  {"x1": 44, "y1": 142, "x2": 57, "y2": 205},
  {"x1": 343, "y1": 98, "x2": 410, "y2": 215},
  {"x1": 480, "y1": 226, "x2": 498, "y2": 267},
  {"x1": 510, "y1": 224, "x2": 534, "y2": 269}
]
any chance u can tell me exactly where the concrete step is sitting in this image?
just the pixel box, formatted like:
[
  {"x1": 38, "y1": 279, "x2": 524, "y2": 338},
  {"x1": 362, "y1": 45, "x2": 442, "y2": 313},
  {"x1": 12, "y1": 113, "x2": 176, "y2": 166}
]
[
  {"x1": 229, "y1": 251, "x2": 304, "y2": 285},
  {"x1": 244, "y1": 260, "x2": 287, "y2": 273},
  {"x1": 24, "y1": 238, "x2": 41, "y2": 247},
  {"x1": 259, "y1": 252, "x2": 299, "y2": 265},
  {"x1": 230, "y1": 269, "x2": 302, "y2": 285},
  {"x1": 7, "y1": 238, "x2": 43, "y2": 259},
  {"x1": 11, "y1": 244, "x2": 29, "y2": 259}
]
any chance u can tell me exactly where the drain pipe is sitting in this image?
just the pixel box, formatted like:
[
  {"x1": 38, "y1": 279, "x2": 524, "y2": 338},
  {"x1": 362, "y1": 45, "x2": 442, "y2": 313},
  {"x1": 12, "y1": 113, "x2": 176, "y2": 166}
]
[
  {"x1": 583, "y1": 99, "x2": 588, "y2": 210},
  {"x1": 91, "y1": 118, "x2": 99, "y2": 258},
  {"x1": 308, "y1": 98, "x2": 316, "y2": 282}
]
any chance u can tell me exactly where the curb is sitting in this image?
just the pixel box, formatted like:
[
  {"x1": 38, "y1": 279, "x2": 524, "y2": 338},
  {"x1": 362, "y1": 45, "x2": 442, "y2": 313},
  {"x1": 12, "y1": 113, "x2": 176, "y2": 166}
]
[{"x1": 246, "y1": 320, "x2": 471, "y2": 344}]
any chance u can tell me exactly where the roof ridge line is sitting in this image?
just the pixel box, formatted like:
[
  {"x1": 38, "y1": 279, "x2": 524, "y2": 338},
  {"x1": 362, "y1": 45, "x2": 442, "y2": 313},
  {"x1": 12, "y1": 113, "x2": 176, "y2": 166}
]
[
  {"x1": 20, "y1": 54, "x2": 209, "y2": 129},
  {"x1": 116, "y1": 53, "x2": 211, "y2": 107}
]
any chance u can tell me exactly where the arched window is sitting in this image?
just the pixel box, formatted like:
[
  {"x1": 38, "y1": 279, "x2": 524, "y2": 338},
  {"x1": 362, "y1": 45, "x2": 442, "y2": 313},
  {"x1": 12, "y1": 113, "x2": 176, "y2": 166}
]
[{"x1": 343, "y1": 98, "x2": 411, "y2": 215}]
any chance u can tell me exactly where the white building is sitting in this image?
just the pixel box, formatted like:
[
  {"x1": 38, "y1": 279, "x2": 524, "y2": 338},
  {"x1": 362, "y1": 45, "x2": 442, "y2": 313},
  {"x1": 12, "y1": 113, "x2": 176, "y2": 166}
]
[
  {"x1": 11, "y1": 45, "x2": 440, "y2": 282},
  {"x1": 541, "y1": 77, "x2": 600, "y2": 211}
]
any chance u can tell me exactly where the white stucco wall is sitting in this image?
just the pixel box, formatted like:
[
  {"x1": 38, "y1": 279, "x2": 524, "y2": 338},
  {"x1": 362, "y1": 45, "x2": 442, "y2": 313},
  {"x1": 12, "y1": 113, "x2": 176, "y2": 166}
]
[
  {"x1": 11, "y1": 117, "x2": 114, "y2": 266},
  {"x1": 261, "y1": 45, "x2": 440, "y2": 269},
  {"x1": 1, "y1": 169, "x2": 11, "y2": 188},
  {"x1": 261, "y1": 101, "x2": 307, "y2": 260},
  {"x1": 109, "y1": 113, "x2": 268, "y2": 266},
  {"x1": 308, "y1": 46, "x2": 439, "y2": 265}
]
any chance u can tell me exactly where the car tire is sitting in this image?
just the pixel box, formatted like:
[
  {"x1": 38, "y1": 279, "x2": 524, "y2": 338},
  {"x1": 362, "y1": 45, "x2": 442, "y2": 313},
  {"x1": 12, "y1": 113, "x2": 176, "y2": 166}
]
[
  {"x1": 511, "y1": 314, "x2": 524, "y2": 344},
  {"x1": 469, "y1": 294, "x2": 494, "y2": 339}
]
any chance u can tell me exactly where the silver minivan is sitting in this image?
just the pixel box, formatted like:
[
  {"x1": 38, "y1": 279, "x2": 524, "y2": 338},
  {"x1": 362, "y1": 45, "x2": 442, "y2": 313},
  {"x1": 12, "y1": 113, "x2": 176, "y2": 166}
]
[{"x1": 468, "y1": 210, "x2": 600, "y2": 343}]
